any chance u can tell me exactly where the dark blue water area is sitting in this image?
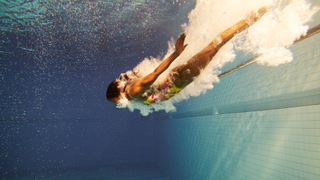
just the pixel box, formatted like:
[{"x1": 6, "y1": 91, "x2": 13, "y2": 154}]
[
  {"x1": 1, "y1": 0, "x2": 197, "y2": 179},
  {"x1": 3, "y1": 163, "x2": 167, "y2": 180},
  {"x1": 0, "y1": 24, "x2": 157, "y2": 180}
]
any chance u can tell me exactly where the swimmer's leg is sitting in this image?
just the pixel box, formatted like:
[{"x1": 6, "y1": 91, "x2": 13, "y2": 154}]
[{"x1": 172, "y1": 7, "x2": 268, "y2": 88}]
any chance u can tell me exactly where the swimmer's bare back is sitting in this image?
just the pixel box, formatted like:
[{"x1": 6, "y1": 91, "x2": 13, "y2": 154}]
[
  {"x1": 171, "y1": 7, "x2": 268, "y2": 88},
  {"x1": 125, "y1": 7, "x2": 268, "y2": 101}
]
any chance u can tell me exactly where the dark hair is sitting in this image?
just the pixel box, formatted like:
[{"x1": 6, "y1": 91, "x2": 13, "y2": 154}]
[
  {"x1": 106, "y1": 80, "x2": 121, "y2": 100},
  {"x1": 106, "y1": 71, "x2": 140, "y2": 100}
]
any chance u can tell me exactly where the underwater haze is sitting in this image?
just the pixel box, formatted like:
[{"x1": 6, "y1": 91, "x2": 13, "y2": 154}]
[
  {"x1": 1, "y1": 0, "x2": 196, "y2": 179},
  {"x1": 1, "y1": 0, "x2": 320, "y2": 180}
]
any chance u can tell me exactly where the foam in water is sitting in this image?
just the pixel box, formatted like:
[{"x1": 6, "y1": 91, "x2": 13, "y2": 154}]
[{"x1": 120, "y1": 0, "x2": 318, "y2": 116}]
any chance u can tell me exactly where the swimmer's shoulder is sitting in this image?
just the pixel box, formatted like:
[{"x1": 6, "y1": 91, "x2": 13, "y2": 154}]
[
  {"x1": 125, "y1": 82, "x2": 141, "y2": 99},
  {"x1": 125, "y1": 82, "x2": 152, "y2": 101}
]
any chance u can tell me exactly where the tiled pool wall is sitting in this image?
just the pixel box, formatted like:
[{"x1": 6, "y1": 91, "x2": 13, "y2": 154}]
[{"x1": 154, "y1": 33, "x2": 320, "y2": 180}]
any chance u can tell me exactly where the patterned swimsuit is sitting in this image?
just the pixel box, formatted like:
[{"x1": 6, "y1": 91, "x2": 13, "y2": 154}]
[{"x1": 141, "y1": 75, "x2": 183, "y2": 105}]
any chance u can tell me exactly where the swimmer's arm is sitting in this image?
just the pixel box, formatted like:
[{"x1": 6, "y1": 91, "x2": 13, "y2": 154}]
[
  {"x1": 127, "y1": 33, "x2": 187, "y2": 98},
  {"x1": 152, "y1": 33, "x2": 187, "y2": 76}
]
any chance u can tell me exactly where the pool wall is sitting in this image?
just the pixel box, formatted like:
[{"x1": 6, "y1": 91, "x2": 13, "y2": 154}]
[{"x1": 153, "y1": 33, "x2": 320, "y2": 180}]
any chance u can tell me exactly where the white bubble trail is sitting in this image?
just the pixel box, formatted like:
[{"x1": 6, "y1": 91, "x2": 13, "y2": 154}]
[{"x1": 123, "y1": 0, "x2": 319, "y2": 116}]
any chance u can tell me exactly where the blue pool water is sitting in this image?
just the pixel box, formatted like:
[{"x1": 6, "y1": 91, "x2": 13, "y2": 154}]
[{"x1": 1, "y1": 0, "x2": 320, "y2": 180}]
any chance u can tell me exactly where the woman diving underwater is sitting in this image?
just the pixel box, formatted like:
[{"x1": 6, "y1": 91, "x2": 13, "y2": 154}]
[{"x1": 107, "y1": 7, "x2": 268, "y2": 108}]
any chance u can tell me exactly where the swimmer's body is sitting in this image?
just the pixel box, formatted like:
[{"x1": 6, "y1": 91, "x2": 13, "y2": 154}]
[{"x1": 107, "y1": 7, "x2": 268, "y2": 108}]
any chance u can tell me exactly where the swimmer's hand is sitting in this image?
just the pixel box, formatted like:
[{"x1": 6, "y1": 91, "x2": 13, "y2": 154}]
[
  {"x1": 175, "y1": 33, "x2": 188, "y2": 55},
  {"x1": 126, "y1": 33, "x2": 188, "y2": 100}
]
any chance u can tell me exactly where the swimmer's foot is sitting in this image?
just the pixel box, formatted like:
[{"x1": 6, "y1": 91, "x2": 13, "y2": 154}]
[{"x1": 246, "y1": 7, "x2": 268, "y2": 25}]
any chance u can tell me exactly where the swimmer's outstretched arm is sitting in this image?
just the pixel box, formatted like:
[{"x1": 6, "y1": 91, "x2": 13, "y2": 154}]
[
  {"x1": 170, "y1": 7, "x2": 268, "y2": 88},
  {"x1": 126, "y1": 33, "x2": 187, "y2": 98},
  {"x1": 196, "y1": 7, "x2": 268, "y2": 65}
]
